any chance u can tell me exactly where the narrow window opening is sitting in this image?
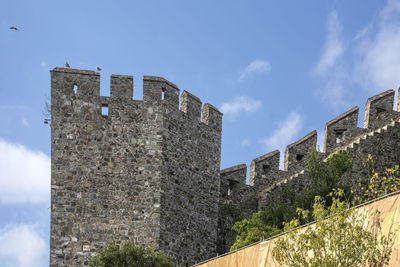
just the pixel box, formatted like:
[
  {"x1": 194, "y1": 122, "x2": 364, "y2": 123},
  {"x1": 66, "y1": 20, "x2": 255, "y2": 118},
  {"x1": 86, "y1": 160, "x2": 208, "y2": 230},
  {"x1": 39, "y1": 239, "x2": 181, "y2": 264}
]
[
  {"x1": 161, "y1": 88, "x2": 166, "y2": 100},
  {"x1": 73, "y1": 84, "x2": 78, "y2": 95},
  {"x1": 376, "y1": 107, "x2": 386, "y2": 114},
  {"x1": 262, "y1": 164, "x2": 270, "y2": 173},
  {"x1": 296, "y1": 154, "x2": 304, "y2": 162},
  {"x1": 102, "y1": 106, "x2": 109, "y2": 116},
  {"x1": 227, "y1": 187, "x2": 231, "y2": 196},
  {"x1": 336, "y1": 137, "x2": 340, "y2": 144}
]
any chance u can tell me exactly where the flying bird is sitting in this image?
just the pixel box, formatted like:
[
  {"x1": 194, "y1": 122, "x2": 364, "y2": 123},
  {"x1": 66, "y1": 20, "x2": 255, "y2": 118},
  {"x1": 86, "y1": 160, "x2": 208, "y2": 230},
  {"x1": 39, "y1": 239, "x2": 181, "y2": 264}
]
[
  {"x1": 9, "y1": 26, "x2": 19, "y2": 31},
  {"x1": 65, "y1": 61, "x2": 70, "y2": 68},
  {"x1": 96, "y1": 66, "x2": 102, "y2": 71}
]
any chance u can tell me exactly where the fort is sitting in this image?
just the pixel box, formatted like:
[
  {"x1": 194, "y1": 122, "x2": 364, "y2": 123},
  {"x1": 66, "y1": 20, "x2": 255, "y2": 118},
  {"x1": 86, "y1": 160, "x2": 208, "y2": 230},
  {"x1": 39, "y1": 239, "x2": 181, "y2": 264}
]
[{"x1": 50, "y1": 67, "x2": 400, "y2": 266}]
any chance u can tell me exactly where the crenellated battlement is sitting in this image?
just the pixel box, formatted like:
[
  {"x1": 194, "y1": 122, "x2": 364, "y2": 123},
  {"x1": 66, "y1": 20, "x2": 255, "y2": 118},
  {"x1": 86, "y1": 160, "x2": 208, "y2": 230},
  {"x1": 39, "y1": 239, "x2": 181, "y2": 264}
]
[
  {"x1": 284, "y1": 130, "x2": 317, "y2": 173},
  {"x1": 50, "y1": 66, "x2": 400, "y2": 264},
  {"x1": 50, "y1": 67, "x2": 222, "y2": 132},
  {"x1": 221, "y1": 88, "x2": 400, "y2": 211}
]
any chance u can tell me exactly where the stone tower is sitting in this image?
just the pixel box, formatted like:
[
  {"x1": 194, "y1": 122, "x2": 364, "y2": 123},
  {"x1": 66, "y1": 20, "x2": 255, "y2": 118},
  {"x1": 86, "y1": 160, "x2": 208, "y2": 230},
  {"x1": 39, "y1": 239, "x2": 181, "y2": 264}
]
[{"x1": 50, "y1": 68, "x2": 222, "y2": 266}]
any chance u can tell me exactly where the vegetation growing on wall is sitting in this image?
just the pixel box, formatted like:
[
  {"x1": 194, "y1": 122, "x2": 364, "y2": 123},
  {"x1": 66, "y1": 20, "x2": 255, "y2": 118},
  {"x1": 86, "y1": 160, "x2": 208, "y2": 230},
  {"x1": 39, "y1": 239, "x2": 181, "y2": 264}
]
[
  {"x1": 229, "y1": 211, "x2": 281, "y2": 251},
  {"x1": 89, "y1": 243, "x2": 174, "y2": 267},
  {"x1": 356, "y1": 154, "x2": 400, "y2": 202},
  {"x1": 230, "y1": 150, "x2": 352, "y2": 251},
  {"x1": 272, "y1": 189, "x2": 394, "y2": 266}
]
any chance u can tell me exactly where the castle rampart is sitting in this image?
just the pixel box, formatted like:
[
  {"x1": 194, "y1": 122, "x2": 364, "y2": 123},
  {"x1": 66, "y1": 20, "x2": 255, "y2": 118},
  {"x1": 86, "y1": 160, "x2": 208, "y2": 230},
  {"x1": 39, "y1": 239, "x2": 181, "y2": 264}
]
[
  {"x1": 284, "y1": 130, "x2": 317, "y2": 173},
  {"x1": 50, "y1": 67, "x2": 400, "y2": 264},
  {"x1": 324, "y1": 106, "x2": 359, "y2": 155},
  {"x1": 218, "y1": 89, "x2": 400, "y2": 253},
  {"x1": 50, "y1": 68, "x2": 222, "y2": 266}
]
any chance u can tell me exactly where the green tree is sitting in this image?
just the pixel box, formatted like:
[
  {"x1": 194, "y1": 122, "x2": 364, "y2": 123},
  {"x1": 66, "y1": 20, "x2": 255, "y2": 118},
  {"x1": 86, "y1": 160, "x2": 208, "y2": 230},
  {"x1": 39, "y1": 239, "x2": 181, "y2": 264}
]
[
  {"x1": 229, "y1": 150, "x2": 352, "y2": 251},
  {"x1": 89, "y1": 242, "x2": 175, "y2": 267},
  {"x1": 299, "y1": 150, "x2": 352, "y2": 211},
  {"x1": 230, "y1": 211, "x2": 281, "y2": 251},
  {"x1": 272, "y1": 189, "x2": 394, "y2": 267}
]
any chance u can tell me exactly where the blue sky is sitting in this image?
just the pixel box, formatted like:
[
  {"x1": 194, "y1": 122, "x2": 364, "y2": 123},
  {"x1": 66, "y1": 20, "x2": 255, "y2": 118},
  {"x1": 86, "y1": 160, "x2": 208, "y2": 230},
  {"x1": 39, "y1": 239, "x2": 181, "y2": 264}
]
[{"x1": 1, "y1": 0, "x2": 400, "y2": 265}]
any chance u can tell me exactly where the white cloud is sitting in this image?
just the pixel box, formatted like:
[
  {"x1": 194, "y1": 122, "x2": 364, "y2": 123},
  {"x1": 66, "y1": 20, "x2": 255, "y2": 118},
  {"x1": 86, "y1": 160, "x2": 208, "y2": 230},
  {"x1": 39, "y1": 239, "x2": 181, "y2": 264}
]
[
  {"x1": 0, "y1": 224, "x2": 47, "y2": 267},
  {"x1": 259, "y1": 112, "x2": 303, "y2": 169},
  {"x1": 41, "y1": 60, "x2": 48, "y2": 71},
  {"x1": 21, "y1": 118, "x2": 29, "y2": 127},
  {"x1": 314, "y1": 1, "x2": 400, "y2": 110},
  {"x1": 353, "y1": 22, "x2": 373, "y2": 42},
  {"x1": 315, "y1": 11, "x2": 345, "y2": 75},
  {"x1": 259, "y1": 111, "x2": 303, "y2": 150},
  {"x1": 238, "y1": 59, "x2": 271, "y2": 81},
  {"x1": 241, "y1": 138, "x2": 252, "y2": 147},
  {"x1": 0, "y1": 105, "x2": 28, "y2": 111},
  {"x1": 314, "y1": 76, "x2": 349, "y2": 111},
  {"x1": 313, "y1": 10, "x2": 349, "y2": 111},
  {"x1": 220, "y1": 96, "x2": 262, "y2": 119},
  {"x1": 354, "y1": 0, "x2": 400, "y2": 93},
  {"x1": 0, "y1": 138, "x2": 50, "y2": 204}
]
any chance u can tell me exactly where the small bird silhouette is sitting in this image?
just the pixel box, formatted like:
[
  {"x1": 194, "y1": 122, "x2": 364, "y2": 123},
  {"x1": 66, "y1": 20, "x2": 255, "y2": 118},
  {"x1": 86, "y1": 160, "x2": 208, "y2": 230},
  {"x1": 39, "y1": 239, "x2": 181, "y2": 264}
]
[
  {"x1": 65, "y1": 61, "x2": 70, "y2": 68},
  {"x1": 9, "y1": 26, "x2": 19, "y2": 31},
  {"x1": 96, "y1": 66, "x2": 102, "y2": 71}
]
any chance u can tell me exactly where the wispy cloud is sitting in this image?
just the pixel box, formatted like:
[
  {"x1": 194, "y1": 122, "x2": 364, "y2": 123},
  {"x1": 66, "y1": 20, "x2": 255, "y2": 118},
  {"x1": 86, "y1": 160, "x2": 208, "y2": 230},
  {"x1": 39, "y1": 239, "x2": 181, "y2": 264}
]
[
  {"x1": 21, "y1": 118, "x2": 29, "y2": 127},
  {"x1": 353, "y1": 21, "x2": 373, "y2": 42},
  {"x1": 238, "y1": 59, "x2": 271, "y2": 81},
  {"x1": 0, "y1": 105, "x2": 28, "y2": 111},
  {"x1": 241, "y1": 138, "x2": 252, "y2": 147},
  {"x1": 314, "y1": 75, "x2": 349, "y2": 111},
  {"x1": 313, "y1": 10, "x2": 349, "y2": 111},
  {"x1": 220, "y1": 96, "x2": 262, "y2": 119},
  {"x1": 314, "y1": 1, "x2": 400, "y2": 111},
  {"x1": 259, "y1": 111, "x2": 303, "y2": 169},
  {"x1": 0, "y1": 138, "x2": 50, "y2": 204},
  {"x1": 259, "y1": 111, "x2": 303, "y2": 151},
  {"x1": 354, "y1": 0, "x2": 400, "y2": 94},
  {"x1": 40, "y1": 60, "x2": 48, "y2": 71},
  {"x1": 0, "y1": 224, "x2": 47, "y2": 267},
  {"x1": 314, "y1": 11, "x2": 345, "y2": 75}
]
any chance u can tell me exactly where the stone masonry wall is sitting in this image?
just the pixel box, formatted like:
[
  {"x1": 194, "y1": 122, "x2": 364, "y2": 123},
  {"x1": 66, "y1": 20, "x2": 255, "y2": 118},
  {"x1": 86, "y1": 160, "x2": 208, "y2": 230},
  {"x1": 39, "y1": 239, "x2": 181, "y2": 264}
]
[
  {"x1": 218, "y1": 88, "x2": 400, "y2": 254},
  {"x1": 50, "y1": 68, "x2": 222, "y2": 267},
  {"x1": 50, "y1": 66, "x2": 400, "y2": 264}
]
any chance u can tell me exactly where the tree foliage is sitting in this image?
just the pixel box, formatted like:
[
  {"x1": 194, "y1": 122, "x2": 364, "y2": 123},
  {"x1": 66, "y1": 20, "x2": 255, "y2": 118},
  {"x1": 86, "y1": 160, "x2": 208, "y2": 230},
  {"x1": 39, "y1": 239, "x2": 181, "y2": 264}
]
[
  {"x1": 89, "y1": 242, "x2": 174, "y2": 267},
  {"x1": 300, "y1": 150, "x2": 352, "y2": 211},
  {"x1": 230, "y1": 211, "x2": 281, "y2": 251},
  {"x1": 272, "y1": 189, "x2": 394, "y2": 267},
  {"x1": 230, "y1": 150, "x2": 352, "y2": 251}
]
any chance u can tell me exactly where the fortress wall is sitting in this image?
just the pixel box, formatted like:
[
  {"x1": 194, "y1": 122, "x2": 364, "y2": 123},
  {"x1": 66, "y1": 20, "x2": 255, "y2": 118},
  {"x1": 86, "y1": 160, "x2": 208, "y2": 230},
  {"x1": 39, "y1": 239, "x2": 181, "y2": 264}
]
[
  {"x1": 249, "y1": 150, "x2": 285, "y2": 189},
  {"x1": 324, "y1": 106, "x2": 359, "y2": 155},
  {"x1": 364, "y1": 89, "x2": 400, "y2": 130},
  {"x1": 221, "y1": 89, "x2": 400, "y2": 235},
  {"x1": 284, "y1": 130, "x2": 317, "y2": 173},
  {"x1": 398, "y1": 88, "x2": 400, "y2": 112},
  {"x1": 219, "y1": 164, "x2": 257, "y2": 217},
  {"x1": 158, "y1": 81, "x2": 223, "y2": 265},
  {"x1": 341, "y1": 119, "x2": 400, "y2": 191},
  {"x1": 50, "y1": 67, "x2": 400, "y2": 264},
  {"x1": 218, "y1": 165, "x2": 257, "y2": 255},
  {"x1": 50, "y1": 68, "x2": 165, "y2": 266},
  {"x1": 50, "y1": 68, "x2": 222, "y2": 267}
]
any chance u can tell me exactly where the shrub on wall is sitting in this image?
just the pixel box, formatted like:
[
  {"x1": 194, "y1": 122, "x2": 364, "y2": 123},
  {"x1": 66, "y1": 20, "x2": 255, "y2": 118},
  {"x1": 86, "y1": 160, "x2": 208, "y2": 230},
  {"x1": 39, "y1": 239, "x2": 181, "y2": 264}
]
[
  {"x1": 272, "y1": 189, "x2": 394, "y2": 266},
  {"x1": 230, "y1": 150, "x2": 352, "y2": 251},
  {"x1": 89, "y1": 242, "x2": 174, "y2": 267}
]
